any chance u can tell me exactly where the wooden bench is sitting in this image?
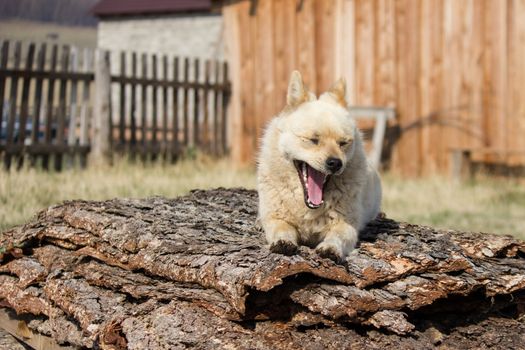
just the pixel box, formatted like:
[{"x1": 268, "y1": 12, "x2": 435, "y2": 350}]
[
  {"x1": 450, "y1": 147, "x2": 525, "y2": 180},
  {"x1": 348, "y1": 106, "x2": 396, "y2": 169}
]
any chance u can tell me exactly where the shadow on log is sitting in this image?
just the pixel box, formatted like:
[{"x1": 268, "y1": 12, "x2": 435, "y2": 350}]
[{"x1": 0, "y1": 188, "x2": 524, "y2": 349}]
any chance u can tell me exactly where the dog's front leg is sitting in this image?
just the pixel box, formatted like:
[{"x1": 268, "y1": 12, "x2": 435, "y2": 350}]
[
  {"x1": 316, "y1": 221, "x2": 358, "y2": 263},
  {"x1": 263, "y1": 218, "x2": 299, "y2": 256}
]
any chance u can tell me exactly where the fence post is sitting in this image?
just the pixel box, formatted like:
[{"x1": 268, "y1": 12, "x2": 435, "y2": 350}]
[
  {"x1": 67, "y1": 47, "x2": 79, "y2": 168},
  {"x1": 91, "y1": 49, "x2": 112, "y2": 165}
]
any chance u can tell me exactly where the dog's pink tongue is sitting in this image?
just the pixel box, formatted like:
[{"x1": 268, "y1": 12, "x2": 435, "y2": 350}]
[{"x1": 307, "y1": 165, "x2": 326, "y2": 206}]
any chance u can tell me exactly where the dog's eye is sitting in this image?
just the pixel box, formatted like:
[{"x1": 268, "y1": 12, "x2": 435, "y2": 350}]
[
  {"x1": 310, "y1": 138, "x2": 319, "y2": 145},
  {"x1": 339, "y1": 140, "x2": 351, "y2": 147}
]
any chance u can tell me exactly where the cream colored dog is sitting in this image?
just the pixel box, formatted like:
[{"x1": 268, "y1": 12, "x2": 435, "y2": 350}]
[{"x1": 257, "y1": 71, "x2": 382, "y2": 263}]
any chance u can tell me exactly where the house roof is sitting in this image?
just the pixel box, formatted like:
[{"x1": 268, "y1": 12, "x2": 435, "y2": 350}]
[{"x1": 92, "y1": 0, "x2": 213, "y2": 17}]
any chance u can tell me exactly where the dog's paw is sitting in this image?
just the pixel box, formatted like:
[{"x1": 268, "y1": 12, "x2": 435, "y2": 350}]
[
  {"x1": 316, "y1": 245, "x2": 343, "y2": 264},
  {"x1": 269, "y1": 240, "x2": 298, "y2": 256}
]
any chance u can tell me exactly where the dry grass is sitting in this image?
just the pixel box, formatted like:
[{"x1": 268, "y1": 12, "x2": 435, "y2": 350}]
[
  {"x1": 1, "y1": 160, "x2": 524, "y2": 240},
  {"x1": 0, "y1": 158, "x2": 256, "y2": 231},
  {"x1": 382, "y1": 175, "x2": 525, "y2": 240}
]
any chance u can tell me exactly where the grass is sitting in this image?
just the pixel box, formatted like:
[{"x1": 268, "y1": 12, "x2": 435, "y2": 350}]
[
  {"x1": 382, "y1": 175, "x2": 525, "y2": 240},
  {"x1": 1, "y1": 159, "x2": 524, "y2": 240},
  {"x1": 0, "y1": 157, "x2": 256, "y2": 232}
]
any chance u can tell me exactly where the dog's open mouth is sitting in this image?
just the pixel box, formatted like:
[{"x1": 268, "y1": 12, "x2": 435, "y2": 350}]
[{"x1": 294, "y1": 160, "x2": 328, "y2": 209}]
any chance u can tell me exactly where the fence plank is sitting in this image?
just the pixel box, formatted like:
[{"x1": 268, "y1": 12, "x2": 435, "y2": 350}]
[
  {"x1": 221, "y1": 62, "x2": 229, "y2": 155},
  {"x1": 507, "y1": 0, "x2": 525, "y2": 164},
  {"x1": 42, "y1": 44, "x2": 58, "y2": 170},
  {"x1": 4, "y1": 41, "x2": 22, "y2": 170},
  {"x1": 54, "y1": 46, "x2": 70, "y2": 171},
  {"x1": 162, "y1": 55, "x2": 168, "y2": 158},
  {"x1": 254, "y1": 0, "x2": 274, "y2": 137},
  {"x1": 130, "y1": 52, "x2": 137, "y2": 158},
  {"x1": 31, "y1": 44, "x2": 46, "y2": 145},
  {"x1": 355, "y1": 0, "x2": 375, "y2": 105},
  {"x1": 119, "y1": 51, "x2": 126, "y2": 147},
  {"x1": 171, "y1": 56, "x2": 180, "y2": 159},
  {"x1": 151, "y1": 54, "x2": 158, "y2": 151},
  {"x1": 66, "y1": 47, "x2": 79, "y2": 168},
  {"x1": 213, "y1": 60, "x2": 220, "y2": 156},
  {"x1": 68, "y1": 47, "x2": 79, "y2": 147},
  {"x1": 338, "y1": 0, "x2": 356, "y2": 104},
  {"x1": 91, "y1": 49, "x2": 111, "y2": 165},
  {"x1": 236, "y1": 0, "x2": 256, "y2": 164},
  {"x1": 482, "y1": 0, "x2": 508, "y2": 156},
  {"x1": 0, "y1": 70, "x2": 92, "y2": 82},
  {"x1": 29, "y1": 43, "x2": 47, "y2": 166},
  {"x1": 79, "y1": 48, "x2": 92, "y2": 168},
  {"x1": 273, "y1": 0, "x2": 295, "y2": 110},
  {"x1": 0, "y1": 41, "x2": 9, "y2": 141},
  {"x1": 140, "y1": 53, "x2": 147, "y2": 160},
  {"x1": 5, "y1": 143, "x2": 90, "y2": 156},
  {"x1": 394, "y1": 0, "x2": 422, "y2": 176},
  {"x1": 193, "y1": 58, "x2": 200, "y2": 147},
  {"x1": 374, "y1": 0, "x2": 396, "y2": 107},
  {"x1": 108, "y1": 76, "x2": 229, "y2": 89},
  {"x1": 183, "y1": 57, "x2": 189, "y2": 146},
  {"x1": 15, "y1": 43, "x2": 36, "y2": 169},
  {"x1": 418, "y1": 0, "x2": 444, "y2": 175},
  {"x1": 203, "y1": 60, "x2": 210, "y2": 152}
]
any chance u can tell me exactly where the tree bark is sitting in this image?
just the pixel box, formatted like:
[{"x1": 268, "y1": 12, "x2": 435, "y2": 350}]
[{"x1": 0, "y1": 188, "x2": 524, "y2": 349}]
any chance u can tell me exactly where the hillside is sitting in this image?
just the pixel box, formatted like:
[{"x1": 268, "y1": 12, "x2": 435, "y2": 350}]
[
  {"x1": 0, "y1": 20, "x2": 97, "y2": 48},
  {"x1": 0, "y1": 0, "x2": 98, "y2": 27}
]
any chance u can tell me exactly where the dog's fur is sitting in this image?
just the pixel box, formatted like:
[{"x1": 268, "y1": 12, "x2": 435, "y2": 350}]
[{"x1": 257, "y1": 71, "x2": 382, "y2": 262}]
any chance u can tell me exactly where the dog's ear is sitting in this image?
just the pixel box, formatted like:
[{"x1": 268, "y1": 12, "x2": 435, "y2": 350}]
[
  {"x1": 320, "y1": 77, "x2": 348, "y2": 108},
  {"x1": 287, "y1": 71, "x2": 314, "y2": 108}
]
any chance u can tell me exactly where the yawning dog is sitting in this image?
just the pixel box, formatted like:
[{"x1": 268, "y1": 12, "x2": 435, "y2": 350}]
[{"x1": 257, "y1": 71, "x2": 382, "y2": 263}]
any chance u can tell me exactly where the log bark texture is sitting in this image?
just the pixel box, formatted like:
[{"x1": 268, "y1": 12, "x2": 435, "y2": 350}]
[{"x1": 0, "y1": 188, "x2": 525, "y2": 349}]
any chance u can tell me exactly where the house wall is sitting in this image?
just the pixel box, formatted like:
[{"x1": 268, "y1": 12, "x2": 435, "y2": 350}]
[{"x1": 97, "y1": 13, "x2": 223, "y2": 61}]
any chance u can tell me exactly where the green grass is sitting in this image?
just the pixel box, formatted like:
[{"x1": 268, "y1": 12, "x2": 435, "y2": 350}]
[{"x1": 1, "y1": 160, "x2": 524, "y2": 240}]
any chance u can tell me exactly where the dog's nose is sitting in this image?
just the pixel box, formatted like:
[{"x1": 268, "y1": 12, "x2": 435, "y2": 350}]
[{"x1": 326, "y1": 157, "x2": 342, "y2": 173}]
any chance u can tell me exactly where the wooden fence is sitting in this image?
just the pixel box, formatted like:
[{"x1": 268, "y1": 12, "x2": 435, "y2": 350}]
[
  {"x1": 0, "y1": 39, "x2": 231, "y2": 171},
  {"x1": 108, "y1": 52, "x2": 230, "y2": 160},
  {"x1": 0, "y1": 41, "x2": 92, "y2": 170},
  {"x1": 222, "y1": 0, "x2": 525, "y2": 177}
]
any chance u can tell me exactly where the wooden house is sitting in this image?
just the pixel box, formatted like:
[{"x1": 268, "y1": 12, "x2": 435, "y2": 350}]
[{"x1": 220, "y1": 0, "x2": 525, "y2": 177}]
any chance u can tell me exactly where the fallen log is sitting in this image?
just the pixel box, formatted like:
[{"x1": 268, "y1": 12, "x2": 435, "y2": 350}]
[{"x1": 0, "y1": 188, "x2": 524, "y2": 349}]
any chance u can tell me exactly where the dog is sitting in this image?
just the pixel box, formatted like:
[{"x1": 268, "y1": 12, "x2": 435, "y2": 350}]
[{"x1": 257, "y1": 71, "x2": 382, "y2": 263}]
